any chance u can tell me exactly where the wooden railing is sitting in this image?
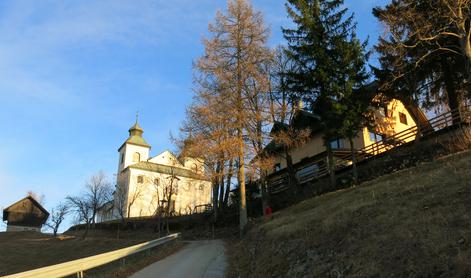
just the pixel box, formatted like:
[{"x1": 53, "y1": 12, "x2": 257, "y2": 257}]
[
  {"x1": 2, "y1": 233, "x2": 180, "y2": 278},
  {"x1": 335, "y1": 104, "x2": 470, "y2": 171},
  {"x1": 268, "y1": 105, "x2": 470, "y2": 193}
]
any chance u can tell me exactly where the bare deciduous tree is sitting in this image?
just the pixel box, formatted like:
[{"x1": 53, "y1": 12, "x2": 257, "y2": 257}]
[
  {"x1": 45, "y1": 202, "x2": 69, "y2": 237},
  {"x1": 126, "y1": 178, "x2": 145, "y2": 218},
  {"x1": 191, "y1": 0, "x2": 272, "y2": 232},
  {"x1": 67, "y1": 171, "x2": 112, "y2": 237}
]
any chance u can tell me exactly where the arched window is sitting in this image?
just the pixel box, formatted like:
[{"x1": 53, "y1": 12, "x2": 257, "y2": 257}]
[
  {"x1": 153, "y1": 178, "x2": 160, "y2": 186},
  {"x1": 137, "y1": 175, "x2": 144, "y2": 184},
  {"x1": 133, "y1": 152, "x2": 140, "y2": 162}
]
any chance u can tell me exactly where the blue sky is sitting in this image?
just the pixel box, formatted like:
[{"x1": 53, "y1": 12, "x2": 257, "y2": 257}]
[{"x1": 0, "y1": 0, "x2": 388, "y2": 231}]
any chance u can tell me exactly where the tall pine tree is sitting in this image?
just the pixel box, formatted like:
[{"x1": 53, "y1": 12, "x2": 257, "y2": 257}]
[{"x1": 283, "y1": 0, "x2": 370, "y2": 186}]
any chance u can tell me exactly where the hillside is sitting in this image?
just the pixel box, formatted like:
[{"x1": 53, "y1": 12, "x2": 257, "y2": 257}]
[
  {"x1": 0, "y1": 231, "x2": 183, "y2": 277},
  {"x1": 229, "y1": 150, "x2": 471, "y2": 277}
]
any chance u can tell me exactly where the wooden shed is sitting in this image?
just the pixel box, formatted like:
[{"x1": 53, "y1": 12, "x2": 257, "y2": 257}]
[{"x1": 3, "y1": 196, "x2": 49, "y2": 232}]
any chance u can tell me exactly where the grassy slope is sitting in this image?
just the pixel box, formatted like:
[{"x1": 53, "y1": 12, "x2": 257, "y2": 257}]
[
  {"x1": 0, "y1": 231, "x2": 180, "y2": 276},
  {"x1": 229, "y1": 151, "x2": 471, "y2": 277}
]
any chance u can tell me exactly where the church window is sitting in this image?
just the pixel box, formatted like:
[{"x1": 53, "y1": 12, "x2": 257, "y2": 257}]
[
  {"x1": 133, "y1": 152, "x2": 141, "y2": 162},
  {"x1": 153, "y1": 178, "x2": 160, "y2": 186},
  {"x1": 120, "y1": 153, "x2": 124, "y2": 164},
  {"x1": 137, "y1": 175, "x2": 144, "y2": 184}
]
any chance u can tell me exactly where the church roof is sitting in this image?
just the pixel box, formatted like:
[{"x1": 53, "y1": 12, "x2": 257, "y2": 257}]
[
  {"x1": 129, "y1": 122, "x2": 144, "y2": 132},
  {"x1": 118, "y1": 119, "x2": 151, "y2": 151},
  {"x1": 127, "y1": 161, "x2": 210, "y2": 181},
  {"x1": 123, "y1": 135, "x2": 150, "y2": 148}
]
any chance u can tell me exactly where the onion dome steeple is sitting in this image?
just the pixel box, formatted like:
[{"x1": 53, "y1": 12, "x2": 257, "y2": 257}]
[{"x1": 120, "y1": 113, "x2": 151, "y2": 149}]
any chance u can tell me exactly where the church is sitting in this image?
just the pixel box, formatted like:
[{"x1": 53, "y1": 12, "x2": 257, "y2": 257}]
[{"x1": 98, "y1": 119, "x2": 211, "y2": 222}]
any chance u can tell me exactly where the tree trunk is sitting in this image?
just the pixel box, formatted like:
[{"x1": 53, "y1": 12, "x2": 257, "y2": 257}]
[
  {"x1": 284, "y1": 146, "x2": 298, "y2": 200},
  {"x1": 442, "y1": 57, "x2": 462, "y2": 124},
  {"x1": 218, "y1": 162, "x2": 226, "y2": 211},
  {"x1": 238, "y1": 129, "x2": 247, "y2": 233},
  {"x1": 461, "y1": 18, "x2": 471, "y2": 86},
  {"x1": 212, "y1": 161, "x2": 222, "y2": 221},
  {"x1": 348, "y1": 137, "x2": 358, "y2": 185},
  {"x1": 326, "y1": 142, "x2": 336, "y2": 187},
  {"x1": 260, "y1": 171, "x2": 269, "y2": 215},
  {"x1": 223, "y1": 159, "x2": 233, "y2": 209}
]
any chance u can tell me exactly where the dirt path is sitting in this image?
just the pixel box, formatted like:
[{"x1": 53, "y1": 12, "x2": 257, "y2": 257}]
[{"x1": 130, "y1": 240, "x2": 226, "y2": 278}]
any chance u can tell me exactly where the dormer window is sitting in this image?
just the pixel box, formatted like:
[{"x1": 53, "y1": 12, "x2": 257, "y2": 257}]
[
  {"x1": 133, "y1": 152, "x2": 141, "y2": 162},
  {"x1": 399, "y1": 112, "x2": 408, "y2": 125}
]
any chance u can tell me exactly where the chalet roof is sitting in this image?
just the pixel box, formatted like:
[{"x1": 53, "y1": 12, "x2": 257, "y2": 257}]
[
  {"x1": 269, "y1": 109, "x2": 323, "y2": 137},
  {"x1": 127, "y1": 161, "x2": 210, "y2": 181},
  {"x1": 3, "y1": 196, "x2": 49, "y2": 216}
]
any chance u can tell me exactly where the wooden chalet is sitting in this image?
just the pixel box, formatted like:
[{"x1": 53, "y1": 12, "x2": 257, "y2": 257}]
[{"x1": 3, "y1": 196, "x2": 49, "y2": 232}]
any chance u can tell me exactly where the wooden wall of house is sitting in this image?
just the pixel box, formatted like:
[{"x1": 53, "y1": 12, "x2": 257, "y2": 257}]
[{"x1": 4, "y1": 198, "x2": 48, "y2": 227}]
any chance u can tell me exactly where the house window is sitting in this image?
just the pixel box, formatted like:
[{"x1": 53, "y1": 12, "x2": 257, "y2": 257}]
[
  {"x1": 274, "y1": 163, "x2": 281, "y2": 172},
  {"x1": 133, "y1": 152, "x2": 141, "y2": 162},
  {"x1": 137, "y1": 175, "x2": 144, "y2": 184},
  {"x1": 330, "y1": 139, "x2": 346, "y2": 149},
  {"x1": 369, "y1": 131, "x2": 384, "y2": 143},
  {"x1": 399, "y1": 112, "x2": 408, "y2": 125}
]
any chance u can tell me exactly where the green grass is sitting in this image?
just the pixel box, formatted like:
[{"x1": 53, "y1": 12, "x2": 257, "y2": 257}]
[{"x1": 229, "y1": 150, "x2": 471, "y2": 277}]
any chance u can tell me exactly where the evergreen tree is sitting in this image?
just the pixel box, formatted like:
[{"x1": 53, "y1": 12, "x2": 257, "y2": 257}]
[
  {"x1": 373, "y1": 0, "x2": 471, "y2": 115},
  {"x1": 283, "y1": 0, "x2": 370, "y2": 186}
]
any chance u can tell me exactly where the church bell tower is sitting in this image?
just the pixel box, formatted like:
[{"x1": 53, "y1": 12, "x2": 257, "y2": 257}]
[{"x1": 117, "y1": 115, "x2": 151, "y2": 173}]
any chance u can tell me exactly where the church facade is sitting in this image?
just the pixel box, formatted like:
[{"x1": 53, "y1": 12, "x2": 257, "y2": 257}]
[{"x1": 98, "y1": 120, "x2": 211, "y2": 222}]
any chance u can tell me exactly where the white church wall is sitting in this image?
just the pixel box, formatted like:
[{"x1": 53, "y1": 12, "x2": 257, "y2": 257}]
[
  {"x1": 126, "y1": 168, "x2": 211, "y2": 218},
  {"x1": 148, "y1": 151, "x2": 182, "y2": 167}
]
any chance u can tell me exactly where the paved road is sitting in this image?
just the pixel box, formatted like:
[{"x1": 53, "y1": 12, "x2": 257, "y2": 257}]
[{"x1": 131, "y1": 240, "x2": 227, "y2": 278}]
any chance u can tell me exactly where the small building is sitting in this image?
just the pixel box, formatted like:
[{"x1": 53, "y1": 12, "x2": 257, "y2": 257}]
[{"x1": 2, "y1": 196, "x2": 49, "y2": 232}]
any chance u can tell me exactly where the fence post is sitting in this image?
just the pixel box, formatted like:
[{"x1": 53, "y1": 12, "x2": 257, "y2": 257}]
[{"x1": 121, "y1": 257, "x2": 126, "y2": 267}]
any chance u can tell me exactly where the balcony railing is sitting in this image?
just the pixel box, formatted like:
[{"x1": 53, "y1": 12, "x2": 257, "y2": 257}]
[{"x1": 268, "y1": 104, "x2": 470, "y2": 194}]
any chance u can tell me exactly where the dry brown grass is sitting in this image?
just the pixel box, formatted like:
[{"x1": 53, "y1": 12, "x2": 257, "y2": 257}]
[
  {"x1": 0, "y1": 231, "x2": 182, "y2": 276},
  {"x1": 228, "y1": 150, "x2": 471, "y2": 277}
]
